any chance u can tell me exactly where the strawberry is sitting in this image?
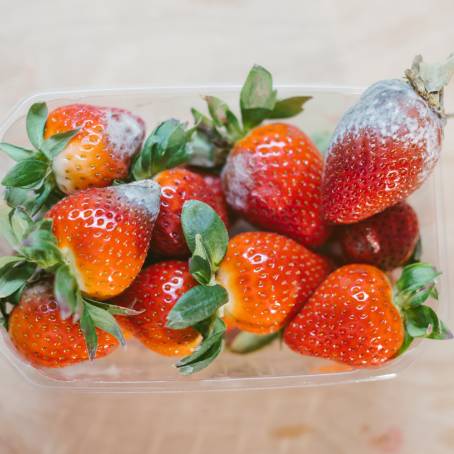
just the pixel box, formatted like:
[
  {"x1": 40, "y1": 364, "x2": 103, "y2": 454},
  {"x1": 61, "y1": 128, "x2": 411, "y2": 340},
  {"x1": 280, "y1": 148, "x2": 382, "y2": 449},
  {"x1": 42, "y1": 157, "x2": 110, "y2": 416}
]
[
  {"x1": 191, "y1": 169, "x2": 232, "y2": 223},
  {"x1": 114, "y1": 261, "x2": 201, "y2": 356},
  {"x1": 0, "y1": 180, "x2": 160, "y2": 361},
  {"x1": 184, "y1": 65, "x2": 328, "y2": 247},
  {"x1": 46, "y1": 180, "x2": 161, "y2": 300},
  {"x1": 217, "y1": 231, "x2": 332, "y2": 334},
  {"x1": 150, "y1": 168, "x2": 229, "y2": 258},
  {"x1": 45, "y1": 104, "x2": 145, "y2": 193},
  {"x1": 284, "y1": 263, "x2": 451, "y2": 367},
  {"x1": 222, "y1": 123, "x2": 330, "y2": 247},
  {"x1": 322, "y1": 55, "x2": 454, "y2": 224},
  {"x1": 8, "y1": 281, "x2": 119, "y2": 368},
  {"x1": 0, "y1": 103, "x2": 145, "y2": 214},
  {"x1": 338, "y1": 202, "x2": 419, "y2": 270}
]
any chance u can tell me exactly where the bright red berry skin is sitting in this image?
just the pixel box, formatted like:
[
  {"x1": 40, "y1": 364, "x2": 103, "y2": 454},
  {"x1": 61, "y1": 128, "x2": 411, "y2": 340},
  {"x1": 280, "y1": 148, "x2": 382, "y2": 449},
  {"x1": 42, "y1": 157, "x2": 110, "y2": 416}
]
[
  {"x1": 114, "y1": 261, "x2": 201, "y2": 356},
  {"x1": 45, "y1": 104, "x2": 145, "y2": 194},
  {"x1": 322, "y1": 80, "x2": 444, "y2": 224},
  {"x1": 222, "y1": 123, "x2": 330, "y2": 248},
  {"x1": 151, "y1": 168, "x2": 230, "y2": 258},
  {"x1": 339, "y1": 202, "x2": 419, "y2": 270},
  {"x1": 46, "y1": 180, "x2": 160, "y2": 300},
  {"x1": 284, "y1": 264, "x2": 404, "y2": 367},
  {"x1": 9, "y1": 281, "x2": 118, "y2": 368},
  {"x1": 217, "y1": 232, "x2": 332, "y2": 334}
]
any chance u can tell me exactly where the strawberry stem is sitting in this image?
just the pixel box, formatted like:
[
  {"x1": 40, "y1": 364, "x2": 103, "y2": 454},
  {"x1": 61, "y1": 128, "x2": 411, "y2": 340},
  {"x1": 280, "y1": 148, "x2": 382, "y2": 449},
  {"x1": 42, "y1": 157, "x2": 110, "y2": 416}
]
[{"x1": 405, "y1": 54, "x2": 454, "y2": 117}]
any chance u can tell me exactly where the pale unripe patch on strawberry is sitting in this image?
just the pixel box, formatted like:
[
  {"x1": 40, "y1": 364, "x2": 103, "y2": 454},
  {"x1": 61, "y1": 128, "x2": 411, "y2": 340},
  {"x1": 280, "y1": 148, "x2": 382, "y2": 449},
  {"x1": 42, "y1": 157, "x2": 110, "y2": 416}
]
[
  {"x1": 104, "y1": 109, "x2": 145, "y2": 161},
  {"x1": 113, "y1": 179, "x2": 161, "y2": 220},
  {"x1": 221, "y1": 151, "x2": 253, "y2": 211}
]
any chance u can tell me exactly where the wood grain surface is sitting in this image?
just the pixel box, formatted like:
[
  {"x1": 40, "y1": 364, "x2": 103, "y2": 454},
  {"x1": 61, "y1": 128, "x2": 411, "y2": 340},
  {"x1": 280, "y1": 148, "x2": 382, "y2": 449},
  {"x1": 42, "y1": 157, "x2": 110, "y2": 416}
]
[{"x1": 1, "y1": 1, "x2": 454, "y2": 453}]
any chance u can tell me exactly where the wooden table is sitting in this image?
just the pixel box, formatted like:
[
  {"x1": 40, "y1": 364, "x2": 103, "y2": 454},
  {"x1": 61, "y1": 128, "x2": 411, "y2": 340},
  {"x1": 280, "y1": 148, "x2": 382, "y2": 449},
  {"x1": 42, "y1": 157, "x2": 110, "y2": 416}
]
[{"x1": 1, "y1": 0, "x2": 454, "y2": 452}]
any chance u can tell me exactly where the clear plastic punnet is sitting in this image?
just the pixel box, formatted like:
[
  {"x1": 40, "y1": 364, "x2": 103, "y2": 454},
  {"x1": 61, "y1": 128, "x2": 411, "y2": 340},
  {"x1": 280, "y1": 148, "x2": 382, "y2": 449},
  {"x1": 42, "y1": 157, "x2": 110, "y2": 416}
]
[{"x1": 0, "y1": 86, "x2": 449, "y2": 392}]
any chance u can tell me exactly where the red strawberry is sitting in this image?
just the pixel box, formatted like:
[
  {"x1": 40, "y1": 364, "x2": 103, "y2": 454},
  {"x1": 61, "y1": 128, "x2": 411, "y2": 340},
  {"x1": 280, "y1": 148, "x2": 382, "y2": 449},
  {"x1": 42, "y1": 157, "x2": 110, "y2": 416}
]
[
  {"x1": 322, "y1": 55, "x2": 454, "y2": 224},
  {"x1": 339, "y1": 202, "x2": 419, "y2": 270},
  {"x1": 191, "y1": 168, "x2": 235, "y2": 223},
  {"x1": 284, "y1": 263, "x2": 451, "y2": 367},
  {"x1": 217, "y1": 231, "x2": 332, "y2": 334},
  {"x1": 114, "y1": 261, "x2": 201, "y2": 356},
  {"x1": 0, "y1": 103, "x2": 145, "y2": 215},
  {"x1": 8, "y1": 281, "x2": 118, "y2": 368},
  {"x1": 151, "y1": 168, "x2": 230, "y2": 258},
  {"x1": 46, "y1": 180, "x2": 161, "y2": 300},
  {"x1": 45, "y1": 104, "x2": 145, "y2": 194},
  {"x1": 222, "y1": 123, "x2": 330, "y2": 247}
]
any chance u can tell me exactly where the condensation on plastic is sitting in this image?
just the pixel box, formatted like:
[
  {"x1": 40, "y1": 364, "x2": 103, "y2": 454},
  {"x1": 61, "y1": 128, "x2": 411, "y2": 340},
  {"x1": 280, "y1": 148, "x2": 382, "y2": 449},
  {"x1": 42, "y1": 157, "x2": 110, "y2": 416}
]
[{"x1": 0, "y1": 85, "x2": 449, "y2": 392}]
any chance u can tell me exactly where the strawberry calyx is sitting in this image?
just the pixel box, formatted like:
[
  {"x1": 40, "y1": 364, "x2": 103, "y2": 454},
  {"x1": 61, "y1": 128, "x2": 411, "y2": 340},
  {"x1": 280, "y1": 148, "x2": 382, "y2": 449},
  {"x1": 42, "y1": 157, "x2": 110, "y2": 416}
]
[
  {"x1": 393, "y1": 262, "x2": 452, "y2": 356},
  {"x1": 0, "y1": 103, "x2": 79, "y2": 216},
  {"x1": 131, "y1": 119, "x2": 193, "y2": 181},
  {"x1": 187, "y1": 65, "x2": 312, "y2": 168},
  {"x1": 405, "y1": 54, "x2": 454, "y2": 117},
  {"x1": 0, "y1": 207, "x2": 138, "y2": 359},
  {"x1": 227, "y1": 330, "x2": 281, "y2": 354},
  {"x1": 165, "y1": 200, "x2": 229, "y2": 374}
]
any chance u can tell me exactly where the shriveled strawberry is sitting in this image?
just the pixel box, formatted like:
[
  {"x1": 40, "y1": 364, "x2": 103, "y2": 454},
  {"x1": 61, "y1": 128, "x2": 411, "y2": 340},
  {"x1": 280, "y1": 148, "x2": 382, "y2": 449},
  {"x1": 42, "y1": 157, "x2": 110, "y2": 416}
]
[
  {"x1": 45, "y1": 104, "x2": 145, "y2": 194},
  {"x1": 284, "y1": 263, "x2": 451, "y2": 367},
  {"x1": 217, "y1": 231, "x2": 332, "y2": 334},
  {"x1": 0, "y1": 103, "x2": 145, "y2": 215},
  {"x1": 322, "y1": 55, "x2": 454, "y2": 224},
  {"x1": 222, "y1": 123, "x2": 330, "y2": 247},
  {"x1": 151, "y1": 168, "x2": 229, "y2": 258},
  {"x1": 114, "y1": 261, "x2": 201, "y2": 356},
  {"x1": 46, "y1": 180, "x2": 160, "y2": 300},
  {"x1": 339, "y1": 202, "x2": 419, "y2": 270},
  {"x1": 9, "y1": 281, "x2": 118, "y2": 368}
]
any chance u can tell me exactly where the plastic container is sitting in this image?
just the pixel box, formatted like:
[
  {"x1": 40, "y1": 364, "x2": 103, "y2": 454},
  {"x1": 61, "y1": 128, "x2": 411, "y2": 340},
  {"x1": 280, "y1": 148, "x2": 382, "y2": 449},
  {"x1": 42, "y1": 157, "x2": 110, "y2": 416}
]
[{"x1": 0, "y1": 85, "x2": 449, "y2": 392}]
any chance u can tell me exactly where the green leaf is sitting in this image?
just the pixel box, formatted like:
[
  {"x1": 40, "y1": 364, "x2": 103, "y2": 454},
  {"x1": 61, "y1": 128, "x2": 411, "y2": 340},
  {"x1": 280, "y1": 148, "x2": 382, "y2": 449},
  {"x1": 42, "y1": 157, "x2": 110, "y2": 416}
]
[
  {"x1": 4, "y1": 187, "x2": 34, "y2": 210},
  {"x1": 181, "y1": 200, "x2": 228, "y2": 269},
  {"x1": 0, "y1": 207, "x2": 19, "y2": 248},
  {"x1": 79, "y1": 303, "x2": 98, "y2": 360},
  {"x1": 0, "y1": 261, "x2": 36, "y2": 298},
  {"x1": 229, "y1": 331, "x2": 280, "y2": 354},
  {"x1": 166, "y1": 284, "x2": 228, "y2": 329},
  {"x1": 0, "y1": 143, "x2": 34, "y2": 161},
  {"x1": 2, "y1": 158, "x2": 48, "y2": 188},
  {"x1": 0, "y1": 256, "x2": 23, "y2": 268},
  {"x1": 132, "y1": 119, "x2": 189, "y2": 180},
  {"x1": 178, "y1": 339, "x2": 223, "y2": 375},
  {"x1": 396, "y1": 263, "x2": 440, "y2": 296},
  {"x1": 85, "y1": 302, "x2": 126, "y2": 346},
  {"x1": 41, "y1": 129, "x2": 79, "y2": 158},
  {"x1": 176, "y1": 318, "x2": 225, "y2": 375},
  {"x1": 21, "y1": 220, "x2": 61, "y2": 268},
  {"x1": 189, "y1": 255, "x2": 212, "y2": 286},
  {"x1": 405, "y1": 305, "x2": 452, "y2": 340},
  {"x1": 395, "y1": 330, "x2": 414, "y2": 357},
  {"x1": 269, "y1": 96, "x2": 312, "y2": 119},
  {"x1": 10, "y1": 208, "x2": 33, "y2": 242},
  {"x1": 193, "y1": 313, "x2": 217, "y2": 338},
  {"x1": 205, "y1": 96, "x2": 242, "y2": 139},
  {"x1": 188, "y1": 234, "x2": 213, "y2": 285},
  {"x1": 54, "y1": 265, "x2": 80, "y2": 318},
  {"x1": 26, "y1": 102, "x2": 48, "y2": 150},
  {"x1": 83, "y1": 298, "x2": 143, "y2": 316},
  {"x1": 240, "y1": 65, "x2": 277, "y2": 129}
]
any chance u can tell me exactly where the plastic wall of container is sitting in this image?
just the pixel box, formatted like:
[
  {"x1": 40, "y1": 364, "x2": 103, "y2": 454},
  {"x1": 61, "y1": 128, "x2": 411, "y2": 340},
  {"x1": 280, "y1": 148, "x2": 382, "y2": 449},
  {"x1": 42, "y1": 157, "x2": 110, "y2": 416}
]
[{"x1": 0, "y1": 86, "x2": 449, "y2": 392}]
